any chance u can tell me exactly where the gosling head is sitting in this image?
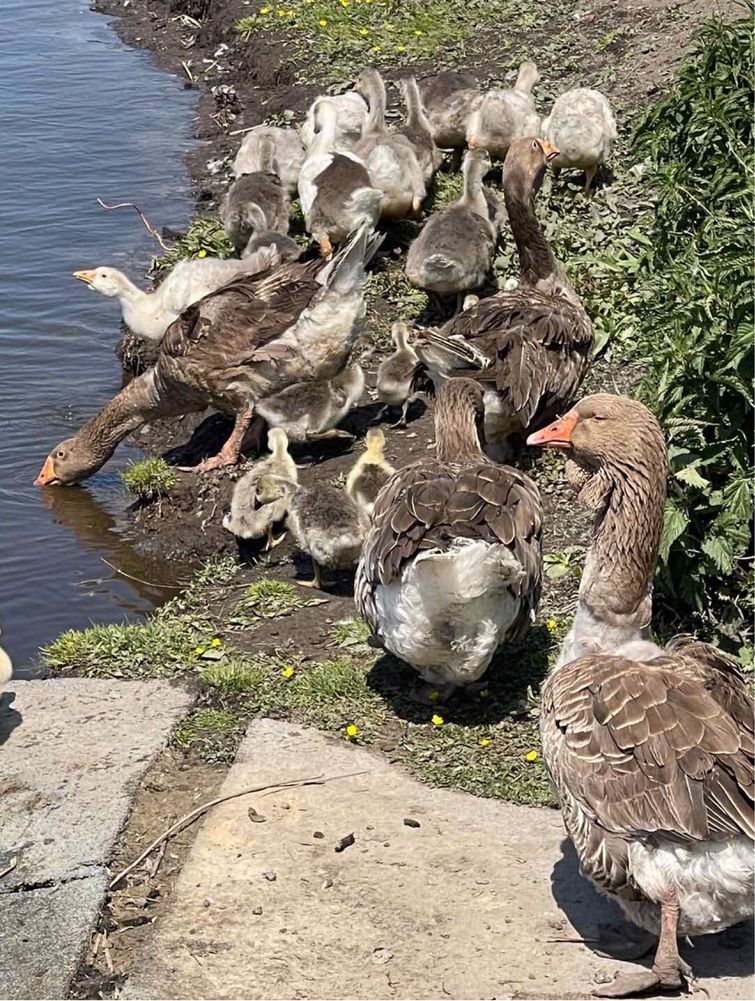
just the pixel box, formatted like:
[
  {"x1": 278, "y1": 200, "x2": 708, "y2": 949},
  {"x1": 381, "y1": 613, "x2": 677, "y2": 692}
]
[
  {"x1": 34, "y1": 435, "x2": 111, "y2": 486},
  {"x1": 364, "y1": 427, "x2": 386, "y2": 458},
  {"x1": 73, "y1": 267, "x2": 132, "y2": 299}
]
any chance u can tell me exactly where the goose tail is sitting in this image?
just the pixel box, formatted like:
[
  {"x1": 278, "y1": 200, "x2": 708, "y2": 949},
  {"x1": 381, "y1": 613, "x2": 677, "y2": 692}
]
[{"x1": 320, "y1": 223, "x2": 383, "y2": 293}]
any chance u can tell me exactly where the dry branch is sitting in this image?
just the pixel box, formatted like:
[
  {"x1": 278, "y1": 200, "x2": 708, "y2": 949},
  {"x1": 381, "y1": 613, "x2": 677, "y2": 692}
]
[{"x1": 96, "y1": 198, "x2": 170, "y2": 251}]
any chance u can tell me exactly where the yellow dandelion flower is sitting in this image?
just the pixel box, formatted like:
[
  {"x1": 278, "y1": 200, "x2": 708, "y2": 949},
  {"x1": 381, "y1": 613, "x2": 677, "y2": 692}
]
[
  {"x1": 431, "y1": 714, "x2": 444, "y2": 726},
  {"x1": 281, "y1": 666, "x2": 295, "y2": 679},
  {"x1": 479, "y1": 737, "x2": 491, "y2": 748},
  {"x1": 414, "y1": 29, "x2": 423, "y2": 35},
  {"x1": 358, "y1": 26, "x2": 369, "y2": 34},
  {"x1": 259, "y1": 5, "x2": 270, "y2": 12},
  {"x1": 339, "y1": 0, "x2": 350, "y2": 6},
  {"x1": 194, "y1": 646, "x2": 205, "y2": 655},
  {"x1": 277, "y1": 7, "x2": 287, "y2": 14},
  {"x1": 371, "y1": 44, "x2": 381, "y2": 52},
  {"x1": 525, "y1": 750, "x2": 539, "y2": 762},
  {"x1": 546, "y1": 618, "x2": 559, "y2": 632},
  {"x1": 197, "y1": 249, "x2": 207, "y2": 258},
  {"x1": 345, "y1": 723, "x2": 359, "y2": 738},
  {"x1": 211, "y1": 637, "x2": 222, "y2": 647},
  {"x1": 384, "y1": 23, "x2": 394, "y2": 30},
  {"x1": 318, "y1": 17, "x2": 328, "y2": 25},
  {"x1": 395, "y1": 44, "x2": 406, "y2": 52}
]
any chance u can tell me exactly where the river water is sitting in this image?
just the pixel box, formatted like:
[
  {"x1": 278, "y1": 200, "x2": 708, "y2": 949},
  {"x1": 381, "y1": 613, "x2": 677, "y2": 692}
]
[{"x1": 0, "y1": 0, "x2": 196, "y2": 670}]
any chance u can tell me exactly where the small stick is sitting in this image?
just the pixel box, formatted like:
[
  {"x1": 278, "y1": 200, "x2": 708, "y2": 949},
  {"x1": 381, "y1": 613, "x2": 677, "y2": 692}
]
[
  {"x1": 96, "y1": 198, "x2": 170, "y2": 251},
  {"x1": 102, "y1": 932, "x2": 114, "y2": 974},
  {"x1": 108, "y1": 770, "x2": 366, "y2": 890},
  {"x1": 181, "y1": 60, "x2": 195, "y2": 83},
  {"x1": 0, "y1": 857, "x2": 17, "y2": 880},
  {"x1": 148, "y1": 840, "x2": 166, "y2": 879},
  {"x1": 101, "y1": 558, "x2": 183, "y2": 591}
]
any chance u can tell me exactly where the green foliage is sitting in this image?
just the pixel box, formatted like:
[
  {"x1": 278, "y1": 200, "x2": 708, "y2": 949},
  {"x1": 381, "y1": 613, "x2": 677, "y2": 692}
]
[
  {"x1": 173, "y1": 708, "x2": 243, "y2": 762},
  {"x1": 121, "y1": 457, "x2": 177, "y2": 502},
  {"x1": 627, "y1": 14, "x2": 754, "y2": 647},
  {"x1": 234, "y1": 0, "x2": 550, "y2": 83},
  {"x1": 332, "y1": 617, "x2": 371, "y2": 649},
  {"x1": 234, "y1": 579, "x2": 307, "y2": 619},
  {"x1": 151, "y1": 217, "x2": 234, "y2": 272}
]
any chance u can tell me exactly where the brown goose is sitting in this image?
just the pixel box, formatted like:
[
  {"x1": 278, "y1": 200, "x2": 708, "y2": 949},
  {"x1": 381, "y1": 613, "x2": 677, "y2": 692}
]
[
  {"x1": 418, "y1": 70, "x2": 481, "y2": 164},
  {"x1": 415, "y1": 137, "x2": 592, "y2": 457},
  {"x1": 355, "y1": 378, "x2": 541, "y2": 693},
  {"x1": 34, "y1": 227, "x2": 382, "y2": 485},
  {"x1": 528, "y1": 394, "x2": 754, "y2": 998}
]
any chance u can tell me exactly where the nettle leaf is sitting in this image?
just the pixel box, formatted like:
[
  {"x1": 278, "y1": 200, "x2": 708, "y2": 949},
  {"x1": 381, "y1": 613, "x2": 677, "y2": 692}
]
[
  {"x1": 702, "y1": 534, "x2": 735, "y2": 573},
  {"x1": 674, "y1": 465, "x2": 711, "y2": 489},
  {"x1": 659, "y1": 501, "x2": 690, "y2": 563}
]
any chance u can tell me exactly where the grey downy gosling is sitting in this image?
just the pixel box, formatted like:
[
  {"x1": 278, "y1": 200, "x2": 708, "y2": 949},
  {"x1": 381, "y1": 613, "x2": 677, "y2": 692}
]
[
  {"x1": 375, "y1": 321, "x2": 423, "y2": 427},
  {"x1": 222, "y1": 428, "x2": 297, "y2": 548},
  {"x1": 254, "y1": 365, "x2": 365, "y2": 443},
  {"x1": 221, "y1": 137, "x2": 291, "y2": 254},
  {"x1": 345, "y1": 427, "x2": 395, "y2": 516}
]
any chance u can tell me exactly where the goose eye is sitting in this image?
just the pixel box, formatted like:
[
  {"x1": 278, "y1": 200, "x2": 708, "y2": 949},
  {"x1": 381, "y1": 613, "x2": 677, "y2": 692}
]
[
  {"x1": 56, "y1": 449, "x2": 66, "y2": 459},
  {"x1": 531, "y1": 140, "x2": 539, "y2": 150}
]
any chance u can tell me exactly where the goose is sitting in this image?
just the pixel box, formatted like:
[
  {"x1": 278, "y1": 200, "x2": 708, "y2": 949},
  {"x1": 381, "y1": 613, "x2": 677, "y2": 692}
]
[
  {"x1": 298, "y1": 98, "x2": 382, "y2": 259},
  {"x1": 528, "y1": 393, "x2": 754, "y2": 997},
  {"x1": 405, "y1": 147, "x2": 499, "y2": 313},
  {"x1": 232, "y1": 125, "x2": 305, "y2": 193},
  {"x1": 354, "y1": 68, "x2": 426, "y2": 220},
  {"x1": 398, "y1": 77, "x2": 440, "y2": 182},
  {"x1": 466, "y1": 61, "x2": 541, "y2": 160},
  {"x1": 254, "y1": 364, "x2": 365, "y2": 442},
  {"x1": 300, "y1": 90, "x2": 368, "y2": 150},
  {"x1": 36, "y1": 227, "x2": 382, "y2": 485},
  {"x1": 0, "y1": 635, "x2": 11, "y2": 687},
  {"x1": 418, "y1": 70, "x2": 482, "y2": 163},
  {"x1": 220, "y1": 136, "x2": 290, "y2": 253},
  {"x1": 542, "y1": 87, "x2": 617, "y2": 194},
  {"x1": 415, "y1": 137, "x2": 592, "y2": 458},
  {"x1": 375, "y1": 320, "x2": 423, "y2": 427},
  {"x1": 73, "y1": 245, "x2": 275, "y2": 344},
  {"x1": 222, "y1": 428, "x2": 298, "y2": 547},
  {"x1": 355, "y1": 378, "x2": 542, "y2": 695},
  {"x1": 345, "y1": 427, "x2": 395, "y2": 515},
  {"x1": 261, "y1": 475, "x2": 369, "y2": 589}
]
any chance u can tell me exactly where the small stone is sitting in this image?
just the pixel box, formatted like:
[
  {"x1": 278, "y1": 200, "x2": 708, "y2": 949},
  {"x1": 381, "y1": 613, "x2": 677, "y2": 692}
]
[
  {"x1": 372, "y1": 947, "x2": 393, "y2": 965},
  {"x1": 252, "y1": 905, "x2": 263, "y2": 915},
  {"x1": 263, "y1": 871, "x2": 277, "y2": 882},
  {"x1": 202, "y1": 898, "x2": 212, "y2": 908},
  {"x1": 313, "y1": 831, "x2": 325, "y2": 839},
  {"x1": 403, "y1": 818, "x2": 421, "y2": 828},
  {"x1": 322, "y1": 878, "x2": 333, "y2": 889},
  {"x1": 334, "y1": 833, "x2": 355, "y2": 853}
]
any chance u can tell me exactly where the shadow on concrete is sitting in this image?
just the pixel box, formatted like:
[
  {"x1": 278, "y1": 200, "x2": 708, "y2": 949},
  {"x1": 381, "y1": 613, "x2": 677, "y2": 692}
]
[{"x1": 0, "y1": 689, "x2": 22, "y2": 748}]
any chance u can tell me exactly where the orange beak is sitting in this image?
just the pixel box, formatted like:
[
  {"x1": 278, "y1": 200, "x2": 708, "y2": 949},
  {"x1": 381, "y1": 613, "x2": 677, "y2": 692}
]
[
  {"x1": 73, "y1": 269, "x2": 97, "y2": 286},
  {"x1": 467, "y1": 136, "x2": 479, "y2": 149},
  {"x1": 34, "y1": 455, "x2": 59, "y2": 486},
  {"x1": 527, "y1": 410, "x2": 578, "y2": 449},
  {"x1": 539, "y1": 139, "x2": 560, "y2": 162}
]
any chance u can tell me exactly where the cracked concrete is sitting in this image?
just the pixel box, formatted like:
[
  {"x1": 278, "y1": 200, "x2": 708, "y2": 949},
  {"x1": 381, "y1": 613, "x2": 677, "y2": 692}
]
[{"x1": 0, "y1": 679, "x2": 193, "y2": 999}]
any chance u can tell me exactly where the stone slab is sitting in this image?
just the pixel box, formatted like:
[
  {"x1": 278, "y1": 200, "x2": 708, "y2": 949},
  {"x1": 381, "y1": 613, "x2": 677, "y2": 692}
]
[
  {"x1": 0, "y1": 678, "x2": 192, "y2": 889},
  {"x1": 125, "y1": 719, "x2": 754, "y2": 1000},
  {"x1": 0, "y1": 874, "x2": 108, "y2": 1000}
]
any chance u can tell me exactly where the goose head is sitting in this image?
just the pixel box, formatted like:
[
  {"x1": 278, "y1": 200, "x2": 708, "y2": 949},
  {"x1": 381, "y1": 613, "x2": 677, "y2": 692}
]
[
  {"x1": 34, "y1": 435, "x2": 109, "y2": 486},
  {"x1": 503, "y1": 137, "x2": 559, "y2": 195},
  {"x1": 73, "y1": 266, "x2": 133, "y2": 299}
]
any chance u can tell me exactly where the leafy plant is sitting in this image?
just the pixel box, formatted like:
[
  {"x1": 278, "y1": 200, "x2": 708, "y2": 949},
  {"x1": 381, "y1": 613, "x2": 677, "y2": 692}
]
[
  {"x1": 151, "y1": 217, "x2": 234, "y2": 272},
  {"x1": 627, "y1": 12, "x2": 753, "y2": 650},
  {"x1": 121, "y1": 457, "x2": 177, "y2": 502}
]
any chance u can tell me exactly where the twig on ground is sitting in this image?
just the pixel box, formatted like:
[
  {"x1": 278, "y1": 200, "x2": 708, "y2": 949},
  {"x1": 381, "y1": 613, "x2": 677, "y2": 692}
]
[
  {"x1": 109, "y1": 770, "x2": 367, "y2": 890},
  {"x1": 96, "y1": 198, "x2": 170, "y2": 251},
  {"x1": 0, "y1": 857, "x2": 17, "y2": 880},
  {"x1": 148, "y1": 840, "x2": 167, "y2": 879},
  {"x1": 103, "y1": 932, "x2": 114, "y2": 974},
  {"x1": 181, "y1": 60, "x2": 194, "y2": 83}
]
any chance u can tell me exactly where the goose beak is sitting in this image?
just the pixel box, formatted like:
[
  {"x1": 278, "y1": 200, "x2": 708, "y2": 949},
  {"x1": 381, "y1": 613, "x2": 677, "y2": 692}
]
[
  {"x1": 468, "y1": 136, "x2": 479, "y2": 149},
  {"x1": 73, "y1": 270, "x2": 97, "y2": 286},
  {"x1": 34, "y1": 456, "x2": 59, "y2": 486},
  {"x1": 539, "y1": 139, "x2": 560, "y2": 162},
  {"x1": 527, "y1": 411, "x2": 578, "y2": 449}
]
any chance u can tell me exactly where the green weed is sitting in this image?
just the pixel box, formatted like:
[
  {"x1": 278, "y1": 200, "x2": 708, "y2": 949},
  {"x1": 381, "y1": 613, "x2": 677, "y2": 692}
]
[
  {"x1": 121, "y1": 457, "x2": 177, "y2": 502},
  {"x1": 151, "y1": 217, "x2": 234, "y2": 272}
]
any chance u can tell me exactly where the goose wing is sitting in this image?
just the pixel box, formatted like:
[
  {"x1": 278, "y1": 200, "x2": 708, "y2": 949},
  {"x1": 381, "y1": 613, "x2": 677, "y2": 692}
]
[
  {"x1": 542, "y1": 647, "x2": 755, "y2": 844},
  {"x1": 356, "y1": 458, "x2": 541, "y2": 634},
  {"x1": 418, "y1": 288, "x2": 593, "y2": 427}
]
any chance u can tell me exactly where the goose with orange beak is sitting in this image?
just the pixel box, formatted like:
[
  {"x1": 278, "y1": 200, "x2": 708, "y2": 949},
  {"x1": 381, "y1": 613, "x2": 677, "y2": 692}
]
[
  {"x1": 414, "y1": 136, "x2": 592, "y2": 460},
  {"x1": 526, "y1": 392, "x2": 754, "y2": 998}
]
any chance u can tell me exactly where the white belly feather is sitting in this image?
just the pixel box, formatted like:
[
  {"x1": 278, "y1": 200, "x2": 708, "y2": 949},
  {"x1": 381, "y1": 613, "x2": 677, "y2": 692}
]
[{"x1": 374, "y1": 537, "x2": 526, "y2": 686}]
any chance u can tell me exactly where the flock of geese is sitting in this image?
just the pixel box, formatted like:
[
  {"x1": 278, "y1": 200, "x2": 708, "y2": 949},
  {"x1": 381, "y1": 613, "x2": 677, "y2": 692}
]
[{"x1": 32, "y1": 61, "x2": 752, "y2": 997}]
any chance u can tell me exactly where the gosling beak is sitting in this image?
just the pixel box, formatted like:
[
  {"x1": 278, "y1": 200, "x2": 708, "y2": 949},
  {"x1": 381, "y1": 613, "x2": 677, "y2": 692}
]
[
  {"x1": 468, "y1": 136, "x2": 479, "y2": 149},
  {"x1": 526, "y1": 410, "x2": 578, "y2": 449},
  {"x1": 539, "y1": 139, "x2": 560, "y2": 162},
  {"x1": 73, "y1": 269, "x2": 97, "y2": 286},
  {"x1": 34, "y1": 456, "x2": 59, "y2": 487}
]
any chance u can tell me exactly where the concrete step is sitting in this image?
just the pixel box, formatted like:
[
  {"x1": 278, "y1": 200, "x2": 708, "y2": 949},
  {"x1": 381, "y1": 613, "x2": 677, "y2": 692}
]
[
  {"x1": 0, "y1": 678, "x2": 193, "y2": 1000},
  {"x1": 124, "y1": 719, "x2": 753, "y2": 1000}
]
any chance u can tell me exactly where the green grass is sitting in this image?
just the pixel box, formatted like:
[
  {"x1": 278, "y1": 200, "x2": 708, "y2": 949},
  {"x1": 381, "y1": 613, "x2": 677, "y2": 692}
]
[
  {"x1": 151, "y1": 217, "x2": 234, "y2": 273},
  {"x1": 173, "y1": 708, "x2": 244, "y2": 762},
  {"x1": 121, "y1": 457, "x2": 177, "y2": 502},
  {"x1": 234, "y1": 0, "x2": 551, "y2": 83},
  {"x1": 233, "y1": 579, "x2": 310, "y2": 620},
  {"x1": 331, "y1": 617, "x2": 371, "y2": 649}
]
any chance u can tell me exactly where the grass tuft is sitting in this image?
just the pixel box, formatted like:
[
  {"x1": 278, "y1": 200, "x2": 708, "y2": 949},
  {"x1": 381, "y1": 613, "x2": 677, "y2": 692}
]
[
  {"x1": 121, "y1": 457, "x2": 177, "y2": 502},
  {"x1": 173, "y1": 708, "x2": 243, "y2": 762}
]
